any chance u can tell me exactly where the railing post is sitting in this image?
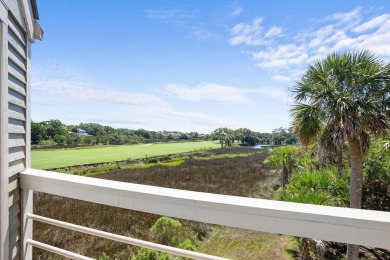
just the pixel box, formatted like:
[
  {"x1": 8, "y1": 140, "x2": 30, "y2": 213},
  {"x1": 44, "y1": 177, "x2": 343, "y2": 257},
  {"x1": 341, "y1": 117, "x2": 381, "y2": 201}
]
[{"x1": 21, "y1": 189, "x2": 32, "y2": 259}]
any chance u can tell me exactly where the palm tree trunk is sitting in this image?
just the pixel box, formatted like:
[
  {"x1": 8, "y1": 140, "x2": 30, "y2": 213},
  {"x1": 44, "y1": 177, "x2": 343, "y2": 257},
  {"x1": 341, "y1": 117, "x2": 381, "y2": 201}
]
[
  {"x1": 282, "y1": 164, "x2": 288, "y2": 191},
  {"x1": 299, "y1": 237, "x2": 312, "y2": 260},
  {"x1": 346, "y1": 135, "x2": 363, "y2": 260},
  {"x1": 337, "y1": 151, "x2": 343, "y2": 178}
]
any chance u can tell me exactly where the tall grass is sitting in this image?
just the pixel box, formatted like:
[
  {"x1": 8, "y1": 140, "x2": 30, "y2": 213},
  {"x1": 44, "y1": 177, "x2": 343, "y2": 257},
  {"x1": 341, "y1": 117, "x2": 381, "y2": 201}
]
[{"x1": 33, "y1": 148, "x2": 284, "y2": 259}]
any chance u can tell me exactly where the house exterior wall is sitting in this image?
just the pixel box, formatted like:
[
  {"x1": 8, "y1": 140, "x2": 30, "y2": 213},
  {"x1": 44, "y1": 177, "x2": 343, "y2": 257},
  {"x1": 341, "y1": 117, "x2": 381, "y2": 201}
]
[{"x1": 0, "y1": 1, "x2": 40, "y2": 259}]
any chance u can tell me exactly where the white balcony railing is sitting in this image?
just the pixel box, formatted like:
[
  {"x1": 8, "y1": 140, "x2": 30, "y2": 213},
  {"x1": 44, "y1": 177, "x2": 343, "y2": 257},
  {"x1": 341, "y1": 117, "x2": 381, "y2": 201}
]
[{"x1": 20, "y1": 168, "x2": 390, "y2": 259}]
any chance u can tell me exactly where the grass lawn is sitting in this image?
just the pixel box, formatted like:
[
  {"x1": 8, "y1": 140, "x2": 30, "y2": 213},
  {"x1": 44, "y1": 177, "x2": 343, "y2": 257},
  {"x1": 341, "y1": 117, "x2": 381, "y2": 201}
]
[{"x1": 32, "y1": 141, "x2": 220, "y2": 169}]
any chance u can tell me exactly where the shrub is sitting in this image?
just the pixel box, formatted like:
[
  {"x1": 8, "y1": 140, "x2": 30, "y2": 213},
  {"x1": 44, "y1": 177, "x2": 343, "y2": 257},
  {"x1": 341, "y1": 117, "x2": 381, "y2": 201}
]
[
  {"x1": 159, "y1": 155, "x2": 172, "y2": 162},
  {"x1": 150, "y1": 217, "x2": 182, "y2": 246},
  {"x1": 147, "y1": 158, "x2": 159, "y2": 164},
  {"x1": 131, "y1": 248, "x2": 173, "y2": 260},
  {"x1": 178, "y1": 239, "x2": 195, "y2": 251},
  {"x1": 131, "y1": 248, "x2": 158, "y2": 260}
]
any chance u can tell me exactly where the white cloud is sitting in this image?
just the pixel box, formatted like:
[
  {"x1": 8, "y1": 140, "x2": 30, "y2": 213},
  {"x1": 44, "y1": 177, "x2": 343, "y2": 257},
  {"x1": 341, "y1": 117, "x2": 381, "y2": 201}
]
[
  {"x1": 168, "y1": 111, "x2": 237, "y2": 127},
  {"x1": 32, "y1": 71, "x2": 167, "y2": 109},
  {"x1": 144, "y1": 9, "x2": 198, "y2": 25},
  {"x1": 329, "y1": 7, "x2": 362, "y2": 25},
  {"x1": 31, "y1": 63, "x2": 239, "y2": 131},
  {"x1": 164, "y1": 82, "x2": 289, "y2": 104},
  {"x1": 230, "y1": 7, "x2": 243, "y2": 17},
  {"x1": 353, "y1": 14, "x2": 390, "y2": 33},
  {"x1": 164, "y1": 83, "x2": 252, "y2": 104},
  {"x1": 265, "y1": 26, "x2": 283, "y2": 38},
  {"x1": 253, "y1": 87, "x2": 290, "y2": 103},
  {"x1": 230, "y1": 17, "x2": 272, "y2": 46},
  {"x1": 235, "y1": 8, "x2": 390, "y2": 82},
  {"x1": 272, "y1": 75, "x2": 292, "y2": 83},
  {"x1": 145, "y1": 9, "x2": 213, "y2": 42},
  {"x1": 229, "y1": 18, "x2": 284, "y2": 46},
  {"x1": 253, "y1": 44, "x2": 309, "y2": 69}
]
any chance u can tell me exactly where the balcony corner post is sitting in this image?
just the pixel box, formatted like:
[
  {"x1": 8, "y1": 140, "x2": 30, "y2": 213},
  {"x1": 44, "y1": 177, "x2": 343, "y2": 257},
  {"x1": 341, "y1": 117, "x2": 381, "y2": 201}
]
[{"x1": 21, "y1": 189, "x2": 33, "y2": 260}]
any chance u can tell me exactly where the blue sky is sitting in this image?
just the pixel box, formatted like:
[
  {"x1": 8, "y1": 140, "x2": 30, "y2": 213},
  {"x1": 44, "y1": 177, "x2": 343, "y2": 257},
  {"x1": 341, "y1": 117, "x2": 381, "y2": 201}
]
[{"x1": 32, "y1": 0, "x2": 390, "y2": 133}]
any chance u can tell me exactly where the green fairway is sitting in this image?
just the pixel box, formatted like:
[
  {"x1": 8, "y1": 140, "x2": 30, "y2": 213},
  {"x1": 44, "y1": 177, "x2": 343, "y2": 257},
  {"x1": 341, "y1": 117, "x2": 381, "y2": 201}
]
[{"x1": 32, "y1": 141, "x2": 220, "y2": 169}]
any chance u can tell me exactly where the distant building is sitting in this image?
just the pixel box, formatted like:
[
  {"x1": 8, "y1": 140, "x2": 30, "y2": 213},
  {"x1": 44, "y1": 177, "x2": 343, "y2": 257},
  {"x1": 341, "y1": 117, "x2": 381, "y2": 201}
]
[{"x1": 77, "y1": 128, "x2": 90, "y2": 136}]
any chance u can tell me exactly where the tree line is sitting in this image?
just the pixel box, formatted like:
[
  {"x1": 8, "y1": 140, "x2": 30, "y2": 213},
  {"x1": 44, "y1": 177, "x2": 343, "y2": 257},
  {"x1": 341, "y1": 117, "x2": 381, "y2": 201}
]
[{"x1": 31, "y1": 120, "x2": 298, "y2": 146}]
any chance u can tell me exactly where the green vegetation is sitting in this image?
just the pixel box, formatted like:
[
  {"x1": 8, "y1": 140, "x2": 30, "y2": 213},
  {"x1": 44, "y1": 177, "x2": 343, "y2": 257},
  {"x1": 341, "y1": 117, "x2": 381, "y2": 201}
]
[
  {"x1": 132, "y1": 217, "x2": 194, "y2": 260},
  {"x1": 195, "y1": 153, "x2": 251, "y2": 160},
  {"x1": 265, "y1": 146, "x2": 300, "y2": 191},
  {"x1": 291, "y1": 50, "x2": 389, "y2": 259},
  {"x1": 266, "y1": 139, "x2": 389, "y2": 259},
  {"x1": 32, "y1": 119, "x2": 297, "y2": 149},
  {"x1": 32, "y1": 120, "x2": 212, "y2": 146},
  {"x1": 31, "y1": 50, "x2": 389, "y2": 260},
  {"x1": 33, "y1": 147, "x2": 291, "y2": 259},
  {"x1": 129, "y1": 159, "x2": 185, "y2": 170},
  {"x1": 197, "y1": 226, "x2": 289, "y2": 260},
  {"x1": 31, "y1": 141, "x2": 219, "y2": 169}
]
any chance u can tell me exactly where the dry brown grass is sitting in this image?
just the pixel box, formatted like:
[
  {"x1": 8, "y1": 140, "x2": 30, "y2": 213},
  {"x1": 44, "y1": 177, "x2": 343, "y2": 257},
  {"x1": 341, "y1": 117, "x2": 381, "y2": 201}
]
[{"x1": 33, "y1": 148, "x2": 285, "y2": 259}]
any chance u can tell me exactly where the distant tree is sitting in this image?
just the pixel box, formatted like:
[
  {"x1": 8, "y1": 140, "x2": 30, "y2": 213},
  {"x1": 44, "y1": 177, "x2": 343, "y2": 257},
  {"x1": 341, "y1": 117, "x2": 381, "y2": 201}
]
[
  {"x1": 53, "y1": 134, "x2": 66, "y2": 145},
  {"x1": 212, "y1": 128, "x2": 230, "y2": 148},
  {"x1": 31, "y1": 121, "x2": 47, "y2": 144}
]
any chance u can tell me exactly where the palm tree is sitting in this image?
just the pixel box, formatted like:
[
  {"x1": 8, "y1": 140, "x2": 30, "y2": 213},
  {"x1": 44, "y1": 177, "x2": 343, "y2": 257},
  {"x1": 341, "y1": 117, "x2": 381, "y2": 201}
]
[
  {"x1": 265, "y1": 146, "x2": 300, "y2": 191},
  {"x1": 290, "y1": 50, "x2": 390, "y2": 259},
  {"x1": 280, "y1": 168, "x2": 349, "y2": 259}
]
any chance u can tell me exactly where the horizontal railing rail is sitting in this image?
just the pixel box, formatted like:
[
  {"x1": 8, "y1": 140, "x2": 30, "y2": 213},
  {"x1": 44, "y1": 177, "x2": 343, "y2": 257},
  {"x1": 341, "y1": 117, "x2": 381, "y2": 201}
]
[
  {"x1": 27, "y1": 213, "x2": 228, "y2": 260},
  {"x1": 21, "y1": 168, "x2": 390, "y2": 251},
  {"x1": 26, "y1": 240, "x2": 93, "y2": 260}
]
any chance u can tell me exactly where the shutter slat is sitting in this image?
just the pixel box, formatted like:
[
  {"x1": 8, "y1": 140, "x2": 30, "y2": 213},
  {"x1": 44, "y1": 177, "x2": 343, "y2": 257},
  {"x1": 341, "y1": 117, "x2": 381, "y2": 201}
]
[
  {"x1": 8, "y1": 15, "x2": 26, "y2": 46},
  {"x1": 8, "y1": 65, "x2": 26, "y2": 85},
  {"x1": 9, "y1": 159, "x2": 25, "y2": 177},
  {"x1": 8, "y1": 177, "x2": 20, "y2": 193},
  {"x1": 8, "y1": 147, "x2": 25, "y2": 163},
  {"x1": 8, "y1": 33, "x2": 26, "y2": 59},
  {"x1": 8, "y1": 51, "x2": 26, "y2": 72},
  {"x1": 8, "y1": 124, "x2": 25, "y2": 134},
  {"x1": 9, "y1": 189, "x2": 20, "y2": 207},
  {"x1": 8, "y1": 103, "x2": 25, "y2": 121},
  {"x1": 8, "y1": 138, "x2": 25, "y2": 148},
  {"x1": 8, "y1": 90, "x2": 26, "y2": 109}
]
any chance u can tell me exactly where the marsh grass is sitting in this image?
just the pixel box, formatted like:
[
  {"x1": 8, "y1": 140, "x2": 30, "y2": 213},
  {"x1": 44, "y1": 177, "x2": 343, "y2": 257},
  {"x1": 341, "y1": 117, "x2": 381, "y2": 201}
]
[
  {"x1": 129, "y1": 158, "x2": 185, "y2": 170},
  {"x1": 33, "y1": 148, "x2": 287, "y2": 259}
]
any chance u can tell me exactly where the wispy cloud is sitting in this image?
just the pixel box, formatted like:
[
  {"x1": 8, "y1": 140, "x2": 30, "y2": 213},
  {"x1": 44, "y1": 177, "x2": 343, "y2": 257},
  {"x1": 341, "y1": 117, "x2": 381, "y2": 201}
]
[
  {"x1": 353, "y1": 14, "x2": 389, "y2": 33},
  {"x1": 230, "y1": 6, "x2": 243, "y2": 17},
  {"x1": 144, "y1": 9, "x2": 199, "y2": 26},
  {"x1": 31, "y1": 62, "x2": 237, "y2": 130},
  {"x1": 272, "y1": 74, "x2": 292, "y2": 83},
  {"x1": 164, "y1": 83, "x2": 252, "y2": 104},
  {"x1": 235, "y1": 7, "x2": 390, "y2": 83},
  {"x1": 164, "y1": 83, "x2": 289, "y2": 103},
  {"x1": 253, "y1": 44, "x2": 308, "y2": 69},
  {"x1": 230, "y1": 17, "x2": 268, "y2": 46},
  {"x1": 264, "y1": 26, "x2": 283, "y2": 38},
  {"x1": 32, "y1": 63, "x2": 167, "y2": 109},
  {"x1": 144, "y1": 8, "x2": 213, "y2": 41}
]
